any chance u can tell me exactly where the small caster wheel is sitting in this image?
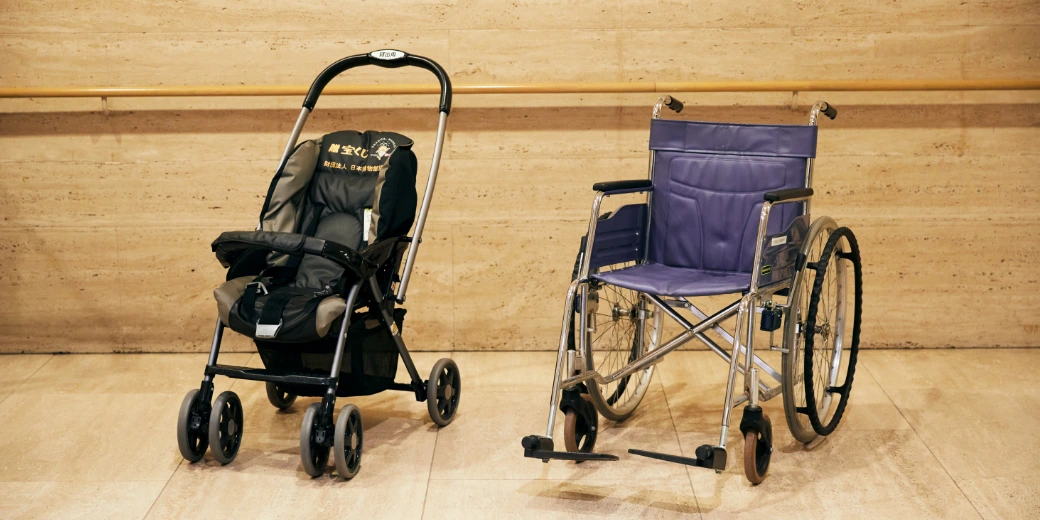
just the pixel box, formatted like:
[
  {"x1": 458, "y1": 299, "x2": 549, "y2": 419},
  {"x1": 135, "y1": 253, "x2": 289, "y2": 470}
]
[
  {"x1": 300, "y1": 402, "x2": 331, "y2": 478},
  {"x1": 563, "y1": 394, "x2": 598, "y2": 455},
  {"x1": 266, "y1": 382, "x2": 297, "y2": 410},
  {"x1": 177, "y1": 389, "x2": 209, "y2": 462},
  {"x1": 334, "y1": 404, "x2": 363, "y2": 480},
  {"x1": 208, "y1": 391, "x2": 244, "y2": 465},
  {"x1": 743, "y1": 415, "x2": 773, "y2": 485},
  {"x1": 427, "y1": 358, "x2": 461, "y2": 426}
]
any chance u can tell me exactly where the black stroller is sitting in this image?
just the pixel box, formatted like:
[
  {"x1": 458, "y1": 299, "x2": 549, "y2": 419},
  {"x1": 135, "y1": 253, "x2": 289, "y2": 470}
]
[{"x1": 176, "y1": 50, "x2": 459, "y2": 480}]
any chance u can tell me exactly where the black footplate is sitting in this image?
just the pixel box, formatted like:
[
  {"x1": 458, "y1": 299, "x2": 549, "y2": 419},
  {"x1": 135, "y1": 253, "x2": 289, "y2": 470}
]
[
  {"x1": 628, "y1": 444, "x2": 727, "y2": 471},
  {"x1": 521, "y1": 435, "x2": 619, "y2": 462}
]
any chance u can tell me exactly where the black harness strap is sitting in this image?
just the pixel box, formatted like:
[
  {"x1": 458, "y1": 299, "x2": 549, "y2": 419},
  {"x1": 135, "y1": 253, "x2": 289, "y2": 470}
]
[{"x1": 258, "y1": 293, "x2": 296, "y2": 326}]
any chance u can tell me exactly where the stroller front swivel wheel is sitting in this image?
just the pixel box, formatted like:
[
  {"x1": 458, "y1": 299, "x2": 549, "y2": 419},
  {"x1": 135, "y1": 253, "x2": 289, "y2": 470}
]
[
  {"x1": 427, "y1": 358, "x2": 461, "y2": 426},
  {"x1": 177, "y1": 389, "x2": 209, "y2": 463},
  {"x1": 300, "y1": 403, "x2": 331, "y2": 478},
  {"x1": 265, "y1": 382, "x2": 297, "y2": 410},
  {"x1": 334, "y1": 404, "x2": 363, "y2": 480},
  {"x1": 208, "y1": 391, "x2": 244, "y2": 465}
]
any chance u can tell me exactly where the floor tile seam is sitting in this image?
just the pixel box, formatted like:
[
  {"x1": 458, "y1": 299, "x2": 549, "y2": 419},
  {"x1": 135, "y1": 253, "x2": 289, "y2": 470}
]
[
  {"x1": 860, "y1": 360, "x2": 985, "y2": 520},
  {"x1": 142, "y1": 459, "x2": 183, "y2": 520},
  {"x1": 4, "y1": 355, "x2": 56, "y2": 395},
  {"x1": 658, "y1": 374, "x2": 705, "y2": 519}
]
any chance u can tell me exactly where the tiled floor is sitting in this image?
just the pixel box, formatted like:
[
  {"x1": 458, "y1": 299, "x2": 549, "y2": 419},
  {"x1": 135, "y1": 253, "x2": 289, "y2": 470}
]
[{"x1": 0, "y1": 349, "x2": 1037, "y2": 519}]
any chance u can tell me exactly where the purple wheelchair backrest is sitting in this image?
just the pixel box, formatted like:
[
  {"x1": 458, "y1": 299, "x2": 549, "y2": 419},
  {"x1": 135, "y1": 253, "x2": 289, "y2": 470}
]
[{"x1": 646, "y1": 118, "x2": 817, "y2": 275}]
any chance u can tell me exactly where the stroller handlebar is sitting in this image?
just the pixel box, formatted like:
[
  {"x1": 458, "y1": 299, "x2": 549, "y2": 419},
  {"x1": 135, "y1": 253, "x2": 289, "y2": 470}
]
[{"x1": 303, "y1": 50, "x2": 452, "y2": 114}]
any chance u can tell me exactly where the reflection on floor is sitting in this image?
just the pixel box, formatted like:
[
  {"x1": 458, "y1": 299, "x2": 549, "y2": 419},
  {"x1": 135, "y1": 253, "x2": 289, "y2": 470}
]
[{"x1": 0, "y1": 349, "x2": 1036, "y2": 519}]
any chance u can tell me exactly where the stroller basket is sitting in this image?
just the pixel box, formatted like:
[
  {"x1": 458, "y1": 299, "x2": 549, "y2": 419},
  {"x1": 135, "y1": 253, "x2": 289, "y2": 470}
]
[{"x1": 256, "y1": 309, "x2": 405, "y2": 397}]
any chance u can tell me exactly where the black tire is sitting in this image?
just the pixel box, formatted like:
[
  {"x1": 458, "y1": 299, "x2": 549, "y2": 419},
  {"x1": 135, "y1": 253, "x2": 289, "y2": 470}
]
[
  {"x1": 177, "y1": 389, "x2": 209, "y2": 463},
  {"x1": 265, "y1": 382, "x2": 297, "y2": 410},
  {"x1": 334, "y1": 404, "x2": 363, "y2": 480},
  {"x1": 208, "y1": 391, "x2": 244, "y2": 465},
  {"x1": 803, "y1": 227, "x2": 862, "y2": 436},
  {"x1": 300, "y1": 403, "x2": 331, "y2": 478},
  {"x1": 563, "y1": 395, "x2": 598, "y2": 455},
  {"x1": 427, "y1": 358, "x2": 461, "y2": 427},
  {"x1": 743, "y1": 415, "x2": 772, "y2": 485}
]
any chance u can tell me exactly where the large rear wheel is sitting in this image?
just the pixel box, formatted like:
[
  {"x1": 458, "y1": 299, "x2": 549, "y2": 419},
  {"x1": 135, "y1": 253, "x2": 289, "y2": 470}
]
[
  {"x1": 782, "y1": 218, "x2": 834, "y2": 443},
  {"x1": 577, "y1": 279, "x2": 662, "y2": 422}
]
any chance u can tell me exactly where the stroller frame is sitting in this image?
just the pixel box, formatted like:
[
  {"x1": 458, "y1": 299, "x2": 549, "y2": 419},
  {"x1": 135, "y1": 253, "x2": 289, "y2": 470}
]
[
  {"x1": 178, "y1": 50, "x2": 460, "y2": 479},
  {"x1": 523, "y1": 97, "x2": 862, "y2": 483}
]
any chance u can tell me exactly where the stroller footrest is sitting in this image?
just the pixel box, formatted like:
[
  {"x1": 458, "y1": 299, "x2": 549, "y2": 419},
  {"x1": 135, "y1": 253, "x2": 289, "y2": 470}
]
[
  {"x1": 206, "y1": 364, "x2": 334, "y2": 387},
  {"x1": 628, "y1": 445, "x2": 727, "y2": 471}
]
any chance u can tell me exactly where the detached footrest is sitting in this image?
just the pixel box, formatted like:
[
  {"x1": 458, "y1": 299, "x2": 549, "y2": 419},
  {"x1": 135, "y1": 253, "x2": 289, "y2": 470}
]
[
  {"x1": 521, "y1": 435, "x2": 619, "y2": 462},
  {"x1": 628, "y1": 444, "x2": 727, "y2": 471}
]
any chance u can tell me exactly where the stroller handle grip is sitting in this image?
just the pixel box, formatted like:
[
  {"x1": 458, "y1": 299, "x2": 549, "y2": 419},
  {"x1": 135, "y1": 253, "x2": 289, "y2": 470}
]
[{"x1": 303, "y1": 50, "x2": 452, "y2": 114}]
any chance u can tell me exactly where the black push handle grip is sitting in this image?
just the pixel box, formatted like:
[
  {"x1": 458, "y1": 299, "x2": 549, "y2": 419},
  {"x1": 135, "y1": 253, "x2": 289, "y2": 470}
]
[
  {"x1": 820, "y1": 101, "x2": 838, "y2": 120},
  {"x1": 302, "y1": 50, "x2": 452, "y2": 114},
  {"x1": 665, "y1": 96, "x2": 684, "y2": 113}
]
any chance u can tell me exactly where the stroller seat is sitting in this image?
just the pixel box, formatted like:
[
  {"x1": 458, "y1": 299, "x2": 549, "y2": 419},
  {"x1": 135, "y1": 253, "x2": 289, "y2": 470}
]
[{"x1": 212, "y1": 129, "x2": 418, "y2": 343}]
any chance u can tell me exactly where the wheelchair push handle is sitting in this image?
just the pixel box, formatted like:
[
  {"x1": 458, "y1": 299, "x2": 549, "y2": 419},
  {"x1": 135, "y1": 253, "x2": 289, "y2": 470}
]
[
  {"x1": 302, "y1": 50, "x2": 453, "y2": 114},
  {"x1": 820, "y1": 101, "x2": 838, "y2": 120},
  {"x1": 664, "y1": 95, "x2": 684, "y2": 113}
]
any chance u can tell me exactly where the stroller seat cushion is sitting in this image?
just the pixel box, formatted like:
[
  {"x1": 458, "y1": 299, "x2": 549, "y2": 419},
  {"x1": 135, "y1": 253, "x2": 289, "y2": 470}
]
[
  {"x1": 213, "y1": 129, "x2": 419, "y2": 343},
  {"x1": 215, "y1": 276, "x2": 254, "y2": 326},
  {"x1": 214, "y1": 276, "x2": 347, "y2": 337},
  {"x1": 591, "y1": 263, "x2": 751, "y2": 297}
]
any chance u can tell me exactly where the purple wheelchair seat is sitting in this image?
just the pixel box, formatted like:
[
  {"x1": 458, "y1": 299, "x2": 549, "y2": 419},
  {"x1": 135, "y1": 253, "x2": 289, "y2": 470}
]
[{"x1": 591, "y1": 118, "x2": 817, "y2": 297}]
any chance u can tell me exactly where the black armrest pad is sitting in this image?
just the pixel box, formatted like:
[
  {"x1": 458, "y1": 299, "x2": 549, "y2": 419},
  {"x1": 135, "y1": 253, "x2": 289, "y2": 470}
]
[
  {"x1": 764, "y1": 188, "x2": 813, "y2": 203},
  {"x1": 592, "y1": 179, "x2": 652, "y2": 193}
]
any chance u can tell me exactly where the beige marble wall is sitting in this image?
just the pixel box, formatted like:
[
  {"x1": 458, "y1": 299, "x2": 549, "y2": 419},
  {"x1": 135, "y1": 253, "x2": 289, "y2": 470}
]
[{"x1": 1, "y1": 1, "x2": 1038, "y2": 353}]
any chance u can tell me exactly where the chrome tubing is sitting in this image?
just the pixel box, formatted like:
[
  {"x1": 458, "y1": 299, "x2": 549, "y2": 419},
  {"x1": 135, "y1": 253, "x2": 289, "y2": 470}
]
[
  {"x1": 397, "y1": 111, "x2": 448, "y2": 302},
  {"x1": 577, "y1": 193, "x2": 607, "y2": 281},
  {"x1": 279, "y1": 107, "x2": 311, "y2": 167},
  {"x1": 559, "y1": 296, "x2": 736, "y2": 388},
  {"x1": 546, "y1": 280, "x2": 580, "y2": 437},
  {"x1": 684, "y1": 301, "x2": 783, "y2": 385}
]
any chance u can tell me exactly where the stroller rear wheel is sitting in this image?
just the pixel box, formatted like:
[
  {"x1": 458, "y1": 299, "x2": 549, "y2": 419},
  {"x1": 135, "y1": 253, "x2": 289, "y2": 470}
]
[
  {"x1": 265, "y1": 382, "x2": 297, "y2": 410},
  {"x1": 177, "y1": 389, "x2": 209, "y2": 462},
  {"x1": 427, "y1": 358, "x2": 461, "y2": 426},
  {"x1": 208, "y1": 391, "x2": 244, "y2": 465},
  {"x1": 300, "y1": 403, "x2": 331, "y2": 477},
  {"x1": 334, "y1": 404, "x2": 363, "y2": 480}
]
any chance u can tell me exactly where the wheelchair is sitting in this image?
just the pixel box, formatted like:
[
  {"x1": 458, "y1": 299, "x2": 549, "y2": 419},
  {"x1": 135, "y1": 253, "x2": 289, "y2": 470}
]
[
  {"x1": 522, "y1": 96, "x2": 863, "y2": 484},
  {"x1": 176, "y1": 50, "x2": 461, "y2": 480}
]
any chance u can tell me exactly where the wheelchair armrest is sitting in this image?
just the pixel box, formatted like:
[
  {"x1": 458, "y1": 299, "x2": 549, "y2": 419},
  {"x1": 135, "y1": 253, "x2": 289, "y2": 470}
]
[
  {"x1": 592, "y1": 179, "x2": 653, "y2": 195},
  {"x1": 211, "y1": 231, "x2": 376, "y2": 279},
  {"x1": 764, "y1": 188, "x2": 813, "y2": 203}
]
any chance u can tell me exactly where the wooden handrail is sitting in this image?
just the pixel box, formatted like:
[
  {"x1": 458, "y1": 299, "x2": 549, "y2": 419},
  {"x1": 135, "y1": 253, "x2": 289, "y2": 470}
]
[{"x1": 1, "y1": 79, "x2": 1038, "y2": 99}]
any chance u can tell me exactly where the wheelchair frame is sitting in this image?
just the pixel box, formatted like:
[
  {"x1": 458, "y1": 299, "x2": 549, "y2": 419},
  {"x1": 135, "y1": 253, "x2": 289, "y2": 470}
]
[{"x1": 524, "y1": 97, "x2": 853, "y2": 478}]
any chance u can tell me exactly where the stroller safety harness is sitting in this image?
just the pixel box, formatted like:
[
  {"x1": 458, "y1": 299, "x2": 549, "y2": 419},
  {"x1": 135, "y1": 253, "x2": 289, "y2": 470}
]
[{"x1": 176, "y1": 50, "x2": 461, "y2": 480}]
